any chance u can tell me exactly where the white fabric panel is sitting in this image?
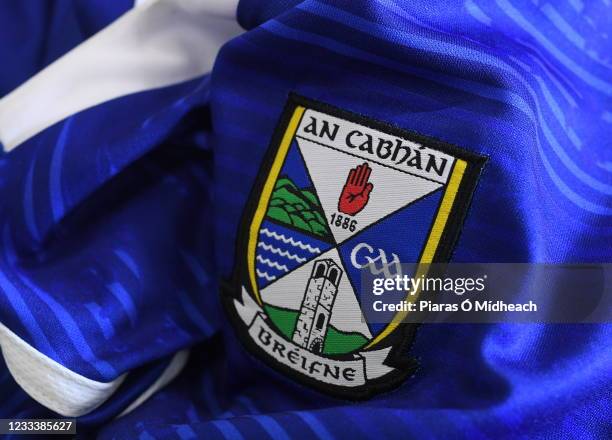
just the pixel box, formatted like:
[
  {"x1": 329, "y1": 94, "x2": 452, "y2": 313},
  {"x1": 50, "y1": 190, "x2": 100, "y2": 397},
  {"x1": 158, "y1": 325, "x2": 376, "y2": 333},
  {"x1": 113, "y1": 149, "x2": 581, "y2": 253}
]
[
  {"x1": 0, "y1": 0, "x2": 242, "y2": 151},
  {"x1": 0, "y1": 322, "x2": 126, "y2": 417}
]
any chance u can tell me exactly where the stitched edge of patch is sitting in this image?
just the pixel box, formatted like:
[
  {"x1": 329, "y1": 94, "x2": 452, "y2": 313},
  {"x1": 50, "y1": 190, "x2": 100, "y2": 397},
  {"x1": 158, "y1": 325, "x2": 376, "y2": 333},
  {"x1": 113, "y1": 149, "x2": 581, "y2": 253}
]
[{"x1": 221, "y1": 93, "x2": 487, "y2": 400}]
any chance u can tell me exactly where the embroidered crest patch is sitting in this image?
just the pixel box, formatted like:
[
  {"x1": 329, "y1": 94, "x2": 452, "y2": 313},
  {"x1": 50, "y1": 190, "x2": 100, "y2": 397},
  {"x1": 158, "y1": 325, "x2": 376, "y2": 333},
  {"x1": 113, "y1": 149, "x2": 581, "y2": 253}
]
[{"x1": 222, "y1": 95, "x2": 485, "y2": 399}]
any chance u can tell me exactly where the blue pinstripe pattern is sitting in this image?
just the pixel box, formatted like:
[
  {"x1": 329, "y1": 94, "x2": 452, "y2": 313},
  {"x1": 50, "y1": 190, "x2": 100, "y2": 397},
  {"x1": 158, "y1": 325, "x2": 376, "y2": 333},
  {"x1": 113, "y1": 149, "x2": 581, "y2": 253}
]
[
  {"x1": 49, "y1": 117, "x2": 73, "y2": 222},
  {"x1": 23, "y1": 155, "x2": 41, "y2": 242},
  {"x1": 292, "y1": 411, "x2": 334, "y2": 440},
  {"x1": 0, "y1": 78, "x2": 222, "y2": 381},
  {"x1": 211, "y1": 420, "x2": 245, "y2": 440},
  {"x1": 0, "y1": 256, "x2": 60, "y2": 362},
  {"x1": 114, "y1": 249, "x2": 141, "y2": 280}
]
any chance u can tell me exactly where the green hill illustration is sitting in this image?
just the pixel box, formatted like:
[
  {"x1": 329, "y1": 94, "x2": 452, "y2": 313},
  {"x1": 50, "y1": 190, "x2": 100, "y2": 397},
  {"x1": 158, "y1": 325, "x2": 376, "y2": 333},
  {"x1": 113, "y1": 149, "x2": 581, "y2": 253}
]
[
  {"x1": 266, "y1": 176, "x2": 331, "y2": 238},
  {"x1": 264, "y1": 304, "x2": 368, "y2": 355}
]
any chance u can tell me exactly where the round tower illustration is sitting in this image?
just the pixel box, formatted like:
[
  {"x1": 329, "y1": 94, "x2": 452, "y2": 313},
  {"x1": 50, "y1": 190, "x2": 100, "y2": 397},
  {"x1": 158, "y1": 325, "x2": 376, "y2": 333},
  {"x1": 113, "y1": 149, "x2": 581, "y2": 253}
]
[{"x1": 292, "y1": 259, "x2": 343, "y2": 354}]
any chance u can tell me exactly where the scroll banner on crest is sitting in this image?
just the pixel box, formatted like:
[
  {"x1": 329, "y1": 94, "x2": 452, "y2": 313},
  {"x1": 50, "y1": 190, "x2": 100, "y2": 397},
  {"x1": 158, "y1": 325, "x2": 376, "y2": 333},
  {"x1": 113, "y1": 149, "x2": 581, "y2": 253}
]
[{"x1": 234, "y1": 287, "x2": 395, "y2": 387}]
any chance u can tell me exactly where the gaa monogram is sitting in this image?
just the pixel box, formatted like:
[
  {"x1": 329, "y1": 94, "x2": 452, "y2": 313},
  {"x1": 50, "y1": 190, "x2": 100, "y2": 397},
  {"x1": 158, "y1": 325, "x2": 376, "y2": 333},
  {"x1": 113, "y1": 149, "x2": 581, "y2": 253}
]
[{"x1": 222, "y1": 94, "x2": 485, "y2": 399}]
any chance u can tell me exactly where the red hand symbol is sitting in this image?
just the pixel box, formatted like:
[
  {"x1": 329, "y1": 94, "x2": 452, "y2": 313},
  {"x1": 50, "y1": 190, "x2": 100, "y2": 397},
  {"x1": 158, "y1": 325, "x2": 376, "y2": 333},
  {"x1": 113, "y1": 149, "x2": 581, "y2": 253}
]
[{"x1": 338, "y1": 163, "x2": 374, "y2": 216}]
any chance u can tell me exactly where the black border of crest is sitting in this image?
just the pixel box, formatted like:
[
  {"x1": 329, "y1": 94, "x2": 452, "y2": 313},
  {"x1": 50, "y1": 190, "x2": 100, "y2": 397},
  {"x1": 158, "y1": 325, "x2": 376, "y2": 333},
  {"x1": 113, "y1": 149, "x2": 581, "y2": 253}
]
[{"x1": 220, "y1": 93, "x2": 487, "y2": 400}]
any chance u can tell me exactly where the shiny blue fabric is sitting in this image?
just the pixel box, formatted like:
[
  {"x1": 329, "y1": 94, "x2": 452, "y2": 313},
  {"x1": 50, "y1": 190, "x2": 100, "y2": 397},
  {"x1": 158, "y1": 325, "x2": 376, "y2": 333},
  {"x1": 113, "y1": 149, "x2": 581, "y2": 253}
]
[
  {"x1": 0, "y1": 76, "x2": 220, "y2": 431},
  {"x1": 0, "y1": 353, "x2": 190, "y2": 439},
  {"x1": 0, "y1": 77, "x2": 217, "y2": 381},
  {"x1": 103, "y1": 0, "x2": 610, "y2": 438},
  {"x1": 1, "y1": 0, "x2": 611, "y2": 438}
]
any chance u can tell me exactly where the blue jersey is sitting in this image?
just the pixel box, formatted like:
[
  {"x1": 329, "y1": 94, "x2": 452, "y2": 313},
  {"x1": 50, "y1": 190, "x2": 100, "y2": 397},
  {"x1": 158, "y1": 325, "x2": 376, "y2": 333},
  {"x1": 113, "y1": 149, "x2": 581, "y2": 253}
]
[{"x1": 0, "y1": 0, "x2": 610, "y2": 439}]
